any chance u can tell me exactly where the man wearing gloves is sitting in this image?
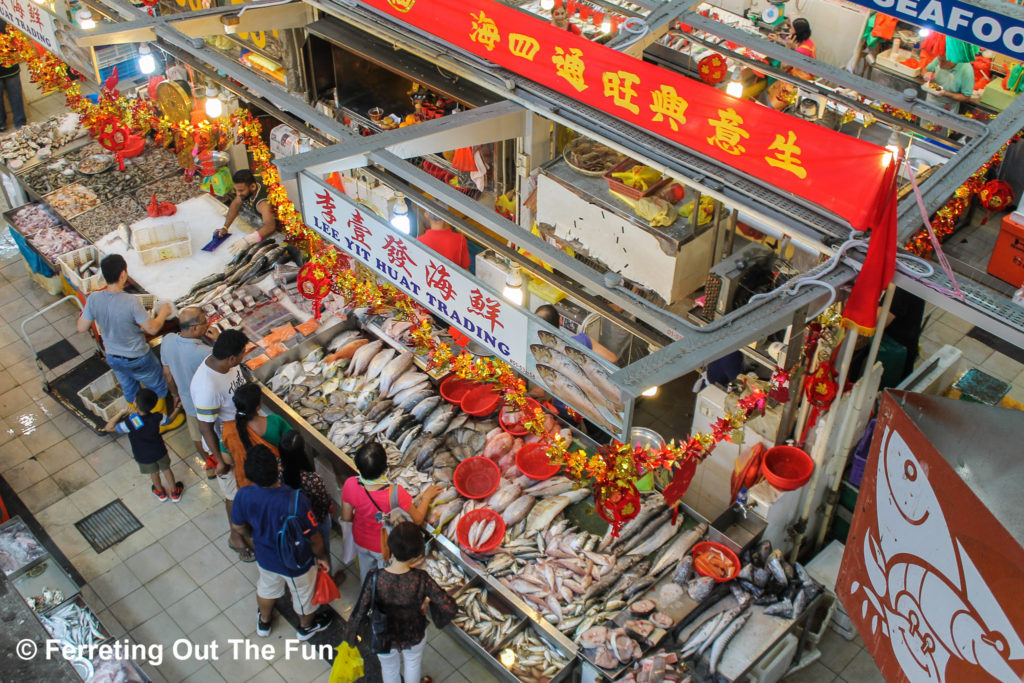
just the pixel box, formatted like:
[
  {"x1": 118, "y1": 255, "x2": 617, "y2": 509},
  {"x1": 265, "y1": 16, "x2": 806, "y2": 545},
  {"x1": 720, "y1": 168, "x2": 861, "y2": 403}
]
[{"x1": 215, "y1": 169, "x2": 278, "y2": 253}]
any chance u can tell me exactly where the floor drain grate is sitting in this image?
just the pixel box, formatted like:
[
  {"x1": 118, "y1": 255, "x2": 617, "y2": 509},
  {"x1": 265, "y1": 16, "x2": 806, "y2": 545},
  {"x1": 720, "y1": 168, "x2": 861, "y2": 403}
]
[{"x1": 74, "y1": 500, "x2": 143, "y2": 553}]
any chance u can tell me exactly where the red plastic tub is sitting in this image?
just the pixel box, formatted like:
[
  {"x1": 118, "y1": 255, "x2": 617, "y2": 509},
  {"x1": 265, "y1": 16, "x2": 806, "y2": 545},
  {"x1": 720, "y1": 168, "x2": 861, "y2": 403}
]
[
  {"x1": 516, "y1": 443, "x2": 560, "y2": 480},
  {"x1": 456, "y1": 508, "x2": 505, "y2": 553},
  {"x1": 761, "y1": 445, "x2": 814, "y2": 491},
  {"x1": 499, "y1": 398, "x2": 542, "y2": 436},
  {"x1": 461, "y1": 384, "x2": 502, "y2": 417},
  {"x1": 691, "y1": 541, "x2": 740, "y2": 582},
  {"x1": 440, "y1": 375, "x2": 476, "y2": 404},
  {"x1": 453, "y1": 457, "x2": 500, "y2": 499},
  {"x1": 123, "y1": 135, "x2": 145, "y2": 158}
]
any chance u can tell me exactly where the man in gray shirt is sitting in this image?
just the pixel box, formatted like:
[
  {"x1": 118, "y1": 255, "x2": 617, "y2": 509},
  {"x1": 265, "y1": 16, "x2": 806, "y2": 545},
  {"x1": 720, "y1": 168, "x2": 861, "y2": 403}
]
[
  {"x1": 77, "y1": 254, "x2": 173, "y2": 407},
  {"x1": 161, "y1": 307, "x2": 216, "y2": 479}
]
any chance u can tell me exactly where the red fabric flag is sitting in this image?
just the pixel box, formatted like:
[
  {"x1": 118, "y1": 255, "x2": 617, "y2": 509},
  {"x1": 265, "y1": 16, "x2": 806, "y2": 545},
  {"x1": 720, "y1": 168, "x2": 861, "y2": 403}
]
[{"x1": 842, "y1": 161, "x2": 898, "y2": 335}]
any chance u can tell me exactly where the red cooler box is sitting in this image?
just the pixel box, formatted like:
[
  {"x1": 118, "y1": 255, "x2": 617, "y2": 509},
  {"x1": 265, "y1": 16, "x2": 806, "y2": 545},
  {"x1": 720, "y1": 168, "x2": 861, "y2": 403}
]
[{"x1": 987, "y1": 214, "x2": 1024, "y2": 286}]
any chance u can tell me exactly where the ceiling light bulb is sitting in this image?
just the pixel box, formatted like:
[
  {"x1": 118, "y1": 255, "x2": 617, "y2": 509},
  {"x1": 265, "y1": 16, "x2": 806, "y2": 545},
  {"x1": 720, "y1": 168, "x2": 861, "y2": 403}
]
[
  {"x1": 918, "y1": 28, "x2": 931, "y2": 37},
  {"x1": 390, "y1": 192, "x2": 411, "y2": 235},
  {"x1": 641, "y1": 386, "x2": 658, "y2": 397},
  {"x1": 205, "y1": 86, "x2": 223, "y2": 118},
  {"x1": 502, "y1": 265, "x2": 524, "y2": 306},
  {"x1": 726, "y1": 71, "x2": 744, "y2": 98},
  {"x1": 138, "y1": 45, "x2": 156, "y2": 75},
  {"x1": 601, "y1": 18, "x2": 612, "y2": 32},
  {"x1": 540, "y1": 0, "x2": 555, "y2": 10},
  {"x1": 78, "y1": 10, "x2": 96, "y2": 29}
]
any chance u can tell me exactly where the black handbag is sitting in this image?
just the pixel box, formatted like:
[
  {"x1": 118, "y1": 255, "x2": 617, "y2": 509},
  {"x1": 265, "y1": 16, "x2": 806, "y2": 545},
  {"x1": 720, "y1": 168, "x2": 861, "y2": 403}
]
[{"x1": 368, "y1": 570, "x2": 392, "y2": 654}]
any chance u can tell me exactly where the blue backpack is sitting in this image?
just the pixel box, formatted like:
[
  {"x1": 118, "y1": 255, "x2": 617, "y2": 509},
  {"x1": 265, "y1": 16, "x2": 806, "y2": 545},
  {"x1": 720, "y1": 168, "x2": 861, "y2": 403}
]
[{"x1": 276, "y1": 490, "x2": 314, "y2": 572}]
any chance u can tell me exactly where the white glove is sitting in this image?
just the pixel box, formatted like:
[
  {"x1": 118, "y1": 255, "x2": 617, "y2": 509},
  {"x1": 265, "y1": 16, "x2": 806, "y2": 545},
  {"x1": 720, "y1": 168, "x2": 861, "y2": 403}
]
[{"x1": 228, "y1": 231, "x2": 261, "y2": 254}]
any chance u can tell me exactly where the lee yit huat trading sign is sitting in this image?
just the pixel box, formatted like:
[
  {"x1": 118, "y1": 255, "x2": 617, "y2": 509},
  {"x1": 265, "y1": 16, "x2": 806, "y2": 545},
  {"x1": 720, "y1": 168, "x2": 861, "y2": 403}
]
[
  {"x1": 298, "y1": 173, "x2": 634, "y2": 439},
  {"x1": 357, "y1": 0, "x2": 896, "y2": 232}
]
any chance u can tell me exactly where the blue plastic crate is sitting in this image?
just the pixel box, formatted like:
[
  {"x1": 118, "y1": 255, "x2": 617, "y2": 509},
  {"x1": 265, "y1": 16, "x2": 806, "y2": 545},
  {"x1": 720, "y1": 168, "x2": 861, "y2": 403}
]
[{"x1": 99, "y1": 59, "x2": 140, "y2": 84}]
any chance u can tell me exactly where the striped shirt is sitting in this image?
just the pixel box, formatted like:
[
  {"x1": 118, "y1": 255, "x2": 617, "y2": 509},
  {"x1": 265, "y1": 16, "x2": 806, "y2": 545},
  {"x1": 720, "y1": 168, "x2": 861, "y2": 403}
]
[{"x1": 189, "y1": 356, "x2": 245, "y2": 427}]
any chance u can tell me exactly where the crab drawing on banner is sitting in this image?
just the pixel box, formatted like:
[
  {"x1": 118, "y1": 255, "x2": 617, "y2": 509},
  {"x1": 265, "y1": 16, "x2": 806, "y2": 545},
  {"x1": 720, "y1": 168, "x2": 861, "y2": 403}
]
[{"x1": 849, "y1": 425, "x2": 1024, "y2": 683}]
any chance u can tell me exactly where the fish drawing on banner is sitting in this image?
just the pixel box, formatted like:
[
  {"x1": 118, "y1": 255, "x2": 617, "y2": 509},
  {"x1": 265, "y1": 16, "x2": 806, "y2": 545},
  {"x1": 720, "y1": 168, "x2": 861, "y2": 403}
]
[{"x1": 851, "y1": 426, "x2": 1024, "y2": 683}]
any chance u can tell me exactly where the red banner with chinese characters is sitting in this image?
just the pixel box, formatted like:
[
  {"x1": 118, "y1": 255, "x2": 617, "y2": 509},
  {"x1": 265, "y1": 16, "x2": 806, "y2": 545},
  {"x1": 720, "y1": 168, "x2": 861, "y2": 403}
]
[{"x1": 360, "y1": 0, "x2": 896, "y2": 231}]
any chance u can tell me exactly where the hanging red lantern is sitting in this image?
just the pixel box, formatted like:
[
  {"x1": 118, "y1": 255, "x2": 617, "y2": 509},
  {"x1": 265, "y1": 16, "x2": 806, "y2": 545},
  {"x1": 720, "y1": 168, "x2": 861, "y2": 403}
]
[
  {"x1": 799, "y1": 360, "x2": 838, "y2": 444},
  {"x1": 297, "y1": 262, "x2": 333, "y2": 320},
  {"x1": 96, "y1": 117, "x2": 131, "y2": 171},
  {"x1": 698, "y1": 54, "x2": 728, "y2": 84},
  {"x1": 594, "y1": 481, "x2": 641, "y2": 536},
  {"x1": 979, "y1": 179, "x2": 1014, "y2": 224}
]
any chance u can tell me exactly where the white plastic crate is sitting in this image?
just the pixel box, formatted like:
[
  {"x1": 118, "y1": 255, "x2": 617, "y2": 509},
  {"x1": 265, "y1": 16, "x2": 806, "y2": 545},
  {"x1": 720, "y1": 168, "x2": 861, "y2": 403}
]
[
  {"x1": 58, "y1": 245, "x2": 104, "y2": 293},
  {"x1": 77, "y1": 371, "x2": 128, "y2": 422},
  {"x1": 132, "y1": 221, "x2": 191, "y2": 266}
]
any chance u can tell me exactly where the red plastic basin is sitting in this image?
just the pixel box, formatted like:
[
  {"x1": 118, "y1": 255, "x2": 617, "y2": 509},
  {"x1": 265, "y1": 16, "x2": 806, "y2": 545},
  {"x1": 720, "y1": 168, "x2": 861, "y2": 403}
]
[
  {"x1": 461, "y1": 384, "x2": 502, "y2": 417},
  {"x1": 123, "y1": 135, "x2": 145, "y2": 158},
  {"x1": 453, "y1": 457, "x2": 500, "y2": 499},
  {"x1": 761, "y1": 445, "x2": 814, "y2": 491},
  {"x1": 515, "y1": 443, "x2": 560, "y2": 480},
  {"x1": 440, "y1": 375, "x2": 476, "y2": 404},
  {"x1": 456, "y1": 508, "x2": 505, "y2": 553},
  {"x1": 691, "y1": 541, "x2": 740, "y2": 582}
]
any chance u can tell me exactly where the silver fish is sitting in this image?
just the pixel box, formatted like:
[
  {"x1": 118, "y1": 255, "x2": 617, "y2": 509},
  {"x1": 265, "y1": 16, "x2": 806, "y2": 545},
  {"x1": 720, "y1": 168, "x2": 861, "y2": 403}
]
[
  {"x1": 530, "y1": 344, "x2": 619, "y2": 414},
  {"x1": 698, "y1": 605, "x2": 748, "y2": 656},
  {"x1": 708, "y1": 612, "x2": 750, "y2": 675},
  {"x1": 373, "y1": 410, "x2": 407, "y2": 435},
  {"x1": 399, "y1": 425, "x2": 422, "y2": 452},
  {"x1": 379, "y1": 351, "x2": 416, "y2": 396},
  {"x1": 536, "y1": 364, "x2": 620, "y2": 433},
  {"x1": 619, "y1": 508, "x2": 674, "y2": 554},
  {"x1": 501, "y1": 495, "x2": 535, "y2": 526},
  {"x1": 397, "y1": 389, "x2": 434, "y2": 411},
  {"x1": 347, "y1": 340, "x2": 384, "y2": 376},
  {"x1": 423, "y1": 403, "x2": 456, "y2": 436},
  {"x1": 327, "y1": 330, "x2": 362, "y2": 351},
  {"x1": 680, "y1": 610, "x2": 725, "y2": 658},
  {"x1": 302, "y1": 347, "x2": 325, "y2": 363},
  {"x1": 673, "y1": 554, "x2": 694, "y2": 586},
  {"x1": 767, "y1": 549, "x2": 788, "y2": 585},
  {"x1": 526, "y1": 489, "x2": 588, "y2": 531},
  {"x1": 628, "y1": 518, "x2": 685, "y2": 557},
  {"x1": 650, "y1": 522, "x2": 707, "y2": 575},
  {"x1": 389, "y1": 370, "x2": 429, "y2": 397},
  {"x1": 601, "y1": 503, "x2": 658, "y2": 552},
  {"x1": 562, "y1": 346, "x2": 623, "y2": 410},
  {"x1": 583, "y1": 554, "x2": 644, "y2": 600},
  {"x1": 764, "y1": 598, "x2": 793, "y2": 618},
  {"x1": 487, "y1": 482, "x2": 522, "y2": 514},
  {"x1": 411, "y1": 395, "x2": 443, "y2": 421},
  {"x1": 687, "y1": 576, "x2": 715, "y2": 602},
  {"x1": 364, "y1": 348, "x2": 396, "y2": 381}
]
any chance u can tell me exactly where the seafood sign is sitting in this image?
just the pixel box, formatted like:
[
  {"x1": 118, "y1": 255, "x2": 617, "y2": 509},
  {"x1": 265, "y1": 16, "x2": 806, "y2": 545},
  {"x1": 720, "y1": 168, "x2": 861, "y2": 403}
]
[
  {"x1": 837, "y1": 392, "x2": 1024, "y2": 683},
  {"x1": 298, "y1": 173, "x2": 633, "y2": 437}
]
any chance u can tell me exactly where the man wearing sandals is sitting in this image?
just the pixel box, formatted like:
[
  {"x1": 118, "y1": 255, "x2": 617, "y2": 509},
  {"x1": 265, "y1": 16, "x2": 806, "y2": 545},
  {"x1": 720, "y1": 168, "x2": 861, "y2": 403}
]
[{"x1": 190, "y1": 329, "x2": 253, "y2": 562}]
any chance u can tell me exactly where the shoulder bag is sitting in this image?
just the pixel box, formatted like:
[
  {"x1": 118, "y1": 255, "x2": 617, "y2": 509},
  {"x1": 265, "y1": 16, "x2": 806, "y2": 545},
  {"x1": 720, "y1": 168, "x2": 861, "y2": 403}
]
[{"x1": 367, "y1": 570, "x2": 392, "y2": 654}]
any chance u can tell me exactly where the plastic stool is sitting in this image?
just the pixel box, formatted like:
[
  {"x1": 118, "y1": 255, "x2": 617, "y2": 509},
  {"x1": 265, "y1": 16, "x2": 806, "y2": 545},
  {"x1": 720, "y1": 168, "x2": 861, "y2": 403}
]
[{"x1": 745, "y1": 634, "x2": 798, "y2": 683}]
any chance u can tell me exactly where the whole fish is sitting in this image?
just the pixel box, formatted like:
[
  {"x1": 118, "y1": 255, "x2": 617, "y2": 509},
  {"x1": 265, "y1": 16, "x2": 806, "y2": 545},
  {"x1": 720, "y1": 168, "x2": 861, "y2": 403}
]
[
  {"x1": 650, "y1": 522, "x2": 707, "y2": 574},
  {"x1": 673, "y1": 554, "x2": 694, "y2": 586},
  {"x1": 327, "y1": 330, "x2": 363, "y2": 352},
  {"x1": 698, "y1": 604, "x2": 748, "y2": 656},
  {"x1": 364, "y1": 399, "x2": 394, "y2": 422},
  {"x1": 423, "y1": 403, "x2": 456, "y2": 436},
  {"x1": 536, "y1": 329, "x2": 566, "y2": 352},
  {"x1": 525, "y1": 489, "x2": 588, "y2": 531},
  {"x1": 387, "y1": 415, "x2": 417, "y2": 441},
  {"x1": 373, "y1": 410, "x2": 407, "y2": 436},
  {"x1": 379, "y1": 351, "x2": 415, "y2": 396},
  {"x1": 606, "y1": 560, "x2": 653, "y2": 600},
  {"x1": 583, "y1": 554, "x2": 644, "y2": 600},
  {"x1": 601, "y1": 503, "x2": 658, "y2": 552},
  {"x1": 764, "y1": 598, "x2": 793, "y2": 618},
  {"x1": 487, "y1": 482, "x2": 522, "y2": 514},
  {"x1": 398, "y1": 426, "x2": 422, "y2": 452},
  {"x1": 535, "y1": 365, "x2": 620, "y2": 433},
  {"x1": 524, "y1": 476, "x2": 574, "y2": 497},
  {"x1": 708, "y1": 612, "x2": 750, "y2": 676},
  {"x1": 530, "y1": 344, "x2": 619, "y2": 413},
  {"x1": 389, "y1": 370, "x2": 429, "y2": 397},
  {"x1": 627, "y1": 517, "x2": 684, "y2": 557},
  {"x1": 411, "y1": 395, "x2": 443, "y2": 421},
  {"x1": 767, "y1": 549, "x2": 788, "y2": 585},
  {"x1": 501, "y1": 495, "x2": 535, "y2": 526},
  {"x1": 364, "y1": 348, "x2": 397, "y2": 381},
  {"x1": 680, "y1": 610, "x2": 726, "y2": 658},
  {"x1": 347, "y1": 340, "x2": 383, "y2": 376},
  {"x1": 561, "y1": 346, "x2": 623, "y2": 410},
  {"x1": 338, "y1": 338, "x2": 370, "y2": 360},
  {"x1": 687, "y1": 576, "x2": 715, "y2": 602}
]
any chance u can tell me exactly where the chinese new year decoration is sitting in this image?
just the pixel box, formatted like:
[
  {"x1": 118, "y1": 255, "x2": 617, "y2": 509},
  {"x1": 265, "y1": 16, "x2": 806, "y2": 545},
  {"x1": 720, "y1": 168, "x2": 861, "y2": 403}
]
[
  {"x1": 978, "y1": 179, "x2": 1014, "y2": 224},
  {"x1": 297, "y1": 262, "x2": 333, "y2": 320},
  {"x1": 697, "y1": 54, "x2": 727, "y2": 84}
]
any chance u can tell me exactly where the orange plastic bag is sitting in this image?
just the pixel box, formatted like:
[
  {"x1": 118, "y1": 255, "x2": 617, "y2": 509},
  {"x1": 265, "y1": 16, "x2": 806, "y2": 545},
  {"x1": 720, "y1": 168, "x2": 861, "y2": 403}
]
[{"x1": 313, "y1": 567, "x2": 340, "y2": 606}]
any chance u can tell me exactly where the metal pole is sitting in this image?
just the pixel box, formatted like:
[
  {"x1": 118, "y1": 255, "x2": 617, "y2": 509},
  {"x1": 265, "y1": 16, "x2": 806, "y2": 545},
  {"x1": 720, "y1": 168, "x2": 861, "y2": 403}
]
[
  {"x1": 726, "y1": 208, "x2": 738, "y2": 258},
  {"x1": 789, "y1": 326, "x2": 858, "y2": 563}
]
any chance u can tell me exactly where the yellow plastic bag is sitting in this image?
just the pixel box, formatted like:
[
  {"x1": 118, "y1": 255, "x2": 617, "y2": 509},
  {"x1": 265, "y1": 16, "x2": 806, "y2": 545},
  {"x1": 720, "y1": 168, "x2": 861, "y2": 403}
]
[
  {"x1": 329, "y1": 642, "x2": 364, "y2": 683},
  {"x1": 611, "y1": 164, "x2": 661, "y2": 191}
]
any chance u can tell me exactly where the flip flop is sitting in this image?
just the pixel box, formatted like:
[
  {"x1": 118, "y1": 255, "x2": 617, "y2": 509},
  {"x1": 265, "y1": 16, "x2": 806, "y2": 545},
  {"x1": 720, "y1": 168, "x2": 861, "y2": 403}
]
[{"x1": 228, "y1": 543, "x2": 256, "y2": 563}]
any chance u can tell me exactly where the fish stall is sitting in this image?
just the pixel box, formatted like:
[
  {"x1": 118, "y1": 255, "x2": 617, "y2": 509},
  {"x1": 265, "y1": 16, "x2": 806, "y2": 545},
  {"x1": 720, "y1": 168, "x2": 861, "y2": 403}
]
[{"x1": 248, "y1": 309, "x2": 822, "y2": 681}]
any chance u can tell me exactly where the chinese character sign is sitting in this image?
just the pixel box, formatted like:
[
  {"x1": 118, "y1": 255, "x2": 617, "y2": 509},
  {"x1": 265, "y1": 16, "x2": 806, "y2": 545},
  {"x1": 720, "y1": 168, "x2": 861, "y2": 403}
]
[
  {"x1": 356, "y1": 0, "x2": 895, "y2": 232},
  {"x1": 0, "y1": 0, "x2": 60, "y2": 54},
  {"x1": 299, "y1": 173, "x2": 634, "y2": 439}
]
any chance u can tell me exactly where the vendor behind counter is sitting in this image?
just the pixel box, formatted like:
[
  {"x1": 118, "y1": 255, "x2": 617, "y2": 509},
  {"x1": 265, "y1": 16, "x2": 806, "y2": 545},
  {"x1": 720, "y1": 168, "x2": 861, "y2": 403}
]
[
  {"x1": 215, "y1": 169, "x2": 280, "y2": 254},
  {"x1": 921, "y1": 38, "x2": 979, "y2": 113}
]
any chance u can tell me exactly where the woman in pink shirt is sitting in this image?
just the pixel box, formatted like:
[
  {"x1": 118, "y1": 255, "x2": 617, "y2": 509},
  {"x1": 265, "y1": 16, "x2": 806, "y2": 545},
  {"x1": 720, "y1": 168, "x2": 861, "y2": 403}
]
[{"x1": 341, "y1": 443, "x2": 442, "y2": 581}]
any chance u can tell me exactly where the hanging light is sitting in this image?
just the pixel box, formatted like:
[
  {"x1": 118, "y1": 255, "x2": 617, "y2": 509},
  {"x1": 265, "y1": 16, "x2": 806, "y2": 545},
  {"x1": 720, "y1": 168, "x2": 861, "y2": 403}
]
[
  {"x1": 601, "y1": 18, "x2": 612, "y2": 32},
  {"x1": 540, "y1": 0, "x2": 555, "y2": 10},
  {"x1": 502, "y1": 265, "x2": 524, "y2": 306},
  {"x1": 390, "y1": 192, "x2": 411, "y2": 234},
  {"x1": 883, "y1": 128, "x2": 901, "y2": 167},
  {"x1": 726, "y1": 70, "x2": 744, "y2": 99},
  {"x1": 205, "y1": 86, "x2": 223, "y2": 118},
  {"x1": 137, "y1": 44, "x2": 156, "y2": 75},
  {"x1": 641, "y1": 386, "x2": 659, "y2": 398},
  {"x1": 918, "y1": 28, "x2": 931, "y2": 37},
  {"x1": 78, "y1": 10, "x2": 96, "y2": 29}
]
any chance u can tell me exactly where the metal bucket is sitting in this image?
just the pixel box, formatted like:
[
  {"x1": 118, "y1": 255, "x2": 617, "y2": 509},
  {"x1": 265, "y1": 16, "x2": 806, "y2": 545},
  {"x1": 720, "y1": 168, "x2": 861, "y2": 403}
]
[{"x1": 629, "y1": 426, "x2": 665, "y2": 450}]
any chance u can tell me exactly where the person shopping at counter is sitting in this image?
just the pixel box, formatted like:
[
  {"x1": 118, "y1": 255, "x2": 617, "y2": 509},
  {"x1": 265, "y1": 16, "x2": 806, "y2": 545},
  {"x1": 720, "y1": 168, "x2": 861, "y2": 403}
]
[
  {"x1": 417, "y1": 214, "x2": 470, "y2": 270},
  {"x1": 214, "y1": 169, "x2": 279, "y2": 254},
  {"x1": 221, "y1": 382, "x2": 292, "y2": 489},
  {"x1": 190, "y1": 329, "x2": 251, "y2": 562},
  {"x1": 921, "y1": 39, "x2": 978, "y2": 113},
  {"x1": 230, "y1": 444, "x2": 332, "y2": 640},
  {"x1": 345, "y1": 522, "x2": 458, "y2": 683},
  {"x1": 341, "y1": 442, "x2": 442, "y2": 582},
  {"x1": 77, "y1": 255, "x2": 174, "y2": 408},
  {"x1": 160, "y1": 307, "x2": 218, "y2": 480},
  {"x1": 0, "y1": 21, "x2": 27, "y2": 131}
]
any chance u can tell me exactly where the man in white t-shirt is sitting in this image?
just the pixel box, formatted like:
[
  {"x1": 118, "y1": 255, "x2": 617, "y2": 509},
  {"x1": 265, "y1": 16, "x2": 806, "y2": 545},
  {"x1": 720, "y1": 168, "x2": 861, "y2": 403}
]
[{"x1": 190, "y1": 329, "x2": 250, "y2": 561}]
